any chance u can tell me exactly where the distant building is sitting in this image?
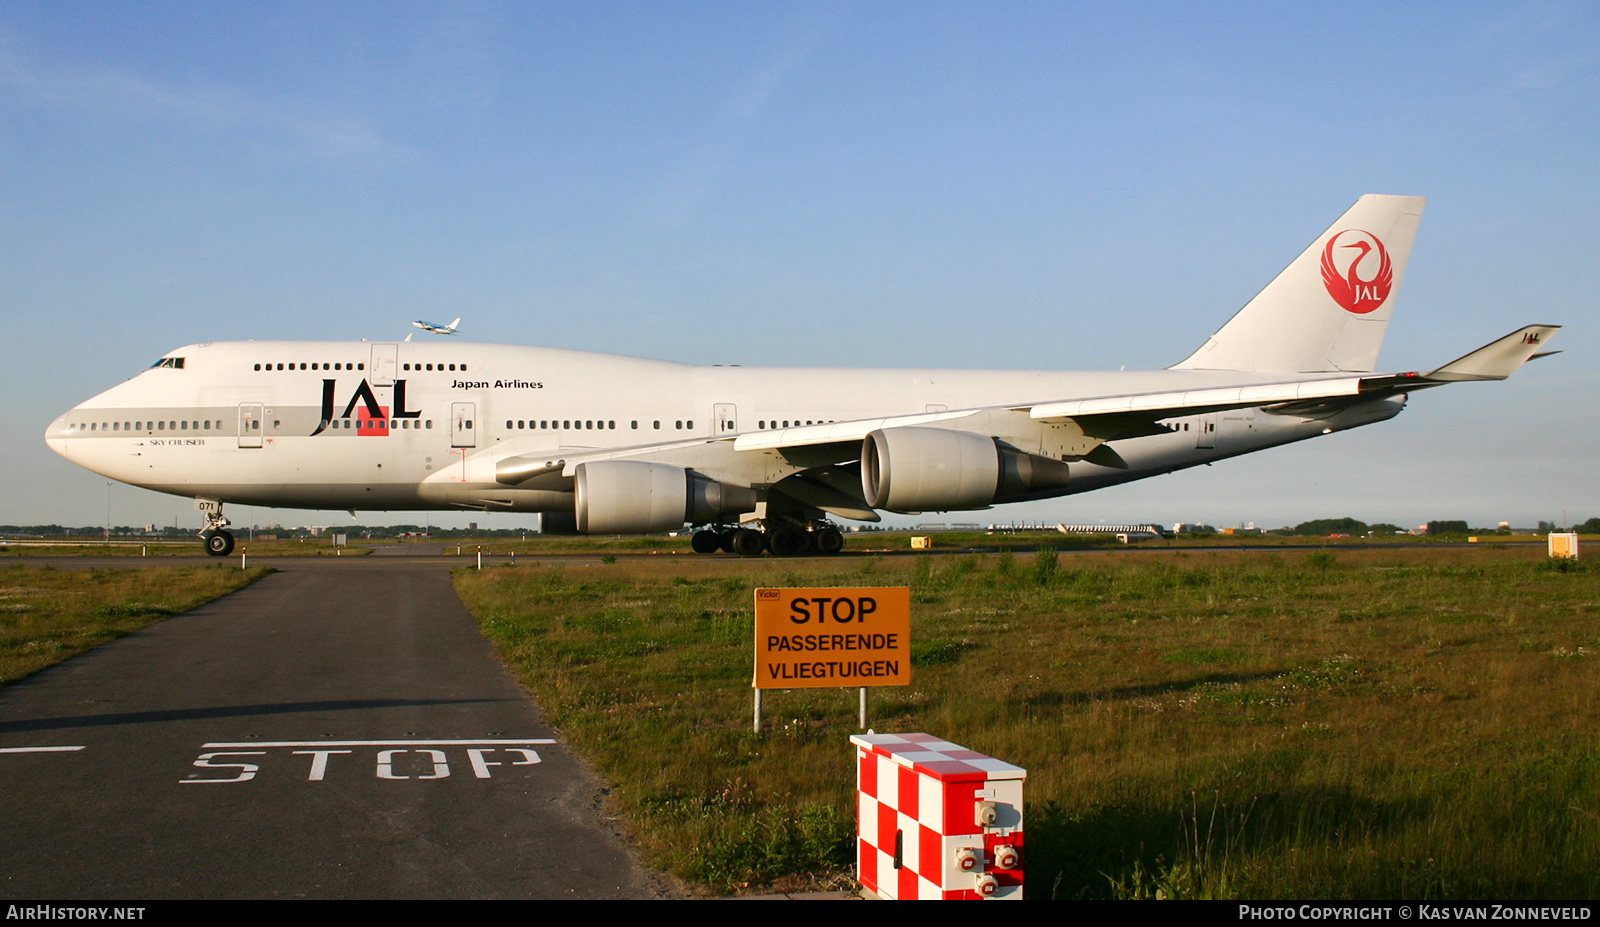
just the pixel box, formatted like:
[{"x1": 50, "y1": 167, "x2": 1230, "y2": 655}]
[{"x1": 1057, "y1": 523, "x2": 1164, "y2": 538}]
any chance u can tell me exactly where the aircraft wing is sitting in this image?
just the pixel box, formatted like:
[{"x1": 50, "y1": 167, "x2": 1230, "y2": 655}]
[
  {"x1": 492, "y1": 324, "x2": 1558, "y2": 519},
  {"x1": 725, "y1": 324, "x2": 1560, "y2": 452}
]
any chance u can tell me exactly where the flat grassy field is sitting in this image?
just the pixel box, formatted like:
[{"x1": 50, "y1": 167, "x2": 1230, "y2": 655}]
[
  {"x1": 0, "y1": 563, "x2": 272, "y2": 684},
  {"x1": 454, "y1": 547, "x2": 1600, "y2": 898}
]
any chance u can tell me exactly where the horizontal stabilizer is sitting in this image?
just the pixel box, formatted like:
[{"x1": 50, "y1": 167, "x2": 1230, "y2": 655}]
[{"x1": 1424, "y1": 325, "x2": 1561, "y2": 381}]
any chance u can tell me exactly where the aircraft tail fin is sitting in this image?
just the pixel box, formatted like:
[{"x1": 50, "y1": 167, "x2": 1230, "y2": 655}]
[
  {"x1": 1172, "y1": 194, "x2": 1426, "y2": 373},
  {"x1": 448, "y1": 318, "x2": 461, "y2": 330}
]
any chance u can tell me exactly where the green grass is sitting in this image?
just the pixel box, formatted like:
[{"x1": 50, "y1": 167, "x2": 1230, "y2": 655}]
[
  {"x1": 0, "y1": 563, "x2": 272, "y2": 684},
  {"x1": 456, "y1": 548, "x2": 1600, "y2": 898}
]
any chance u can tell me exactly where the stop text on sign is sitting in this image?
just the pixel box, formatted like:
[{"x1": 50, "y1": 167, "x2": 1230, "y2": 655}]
[
  {"x1": 754, "y1": 587, "x2": 910, "y2": 689},
  {"x1": 787, "y1": 595, "x2": 877, "y2": 623}
]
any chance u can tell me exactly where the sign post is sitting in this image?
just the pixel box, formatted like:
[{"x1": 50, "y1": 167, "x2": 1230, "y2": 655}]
[{"x1": 753, "y1": 587, "x2": 910, "y2": 733}]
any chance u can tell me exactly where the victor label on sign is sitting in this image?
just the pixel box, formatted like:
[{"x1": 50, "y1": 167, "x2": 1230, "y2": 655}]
[{"x1": 753, "y1": 587, "x2": 911, "y2": 689}]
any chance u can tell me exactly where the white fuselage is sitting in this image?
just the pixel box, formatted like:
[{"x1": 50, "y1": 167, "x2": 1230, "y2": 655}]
[{"x1": 45, "y1": 340, "x2": 1404, "y2": 516}]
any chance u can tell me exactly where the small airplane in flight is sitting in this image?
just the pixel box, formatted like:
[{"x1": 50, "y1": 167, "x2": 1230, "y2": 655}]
[
  {"x1": 413, "y1": 318, "x2": 461, "y2": 335},
  {"x1": 47, "y1": 195, "x2": 1558, "y2": 557}
]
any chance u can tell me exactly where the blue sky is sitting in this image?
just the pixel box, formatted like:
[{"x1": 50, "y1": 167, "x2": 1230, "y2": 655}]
[{"x1": 3, "y1": 1, "x2": 1596, "y2": 531}]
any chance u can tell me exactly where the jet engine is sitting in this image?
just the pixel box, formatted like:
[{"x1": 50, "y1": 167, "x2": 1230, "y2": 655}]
[
  {"x1": 574, "y1": 461, "x2": 757, "y2": 534},
  {"x1": 860, "y1": 427, "x2": 1071, "y2": 513}
]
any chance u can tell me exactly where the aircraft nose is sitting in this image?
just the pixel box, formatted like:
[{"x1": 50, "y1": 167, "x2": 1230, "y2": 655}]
[{"x1": 45, "y1": 415, "x2": 73, "y2": 462}]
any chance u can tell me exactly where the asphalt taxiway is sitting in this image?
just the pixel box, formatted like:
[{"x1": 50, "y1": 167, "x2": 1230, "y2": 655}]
[{"x1": 0, "y1": 552, "x2": 682, "y2": 899}]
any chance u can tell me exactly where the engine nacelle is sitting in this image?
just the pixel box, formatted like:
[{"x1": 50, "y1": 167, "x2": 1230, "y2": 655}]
[
  {"x1": 574, "y1": 461, "x2": 756, "y2": 534},
  {"x1": 861, "y1": 427, "x2": 1071, "y2": 513}
]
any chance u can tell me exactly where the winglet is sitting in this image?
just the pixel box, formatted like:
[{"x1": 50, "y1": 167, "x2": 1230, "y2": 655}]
[{"x1": 1424, "y1": 325, "x2": 1561, "y2": 381}]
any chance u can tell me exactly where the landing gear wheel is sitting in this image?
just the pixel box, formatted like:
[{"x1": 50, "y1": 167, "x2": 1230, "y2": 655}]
[
  {"x1": 731, "y1": 528, "x2": 766, "y2": 557},
  {"x1": 766, "y1": 527, "x2": 808, "y2": 557},
  {"x1": 814, "y1": 526, "x2": 845, "y2": 555},
  {"x1": 691, "y1": 530, "x2": 721, "y2": 554},
  {"x1": 204, "y1": 530, "x2": 235, "y2": 557},
  {"x1": 717, "y1": 531, "x2": 737, "y2": 553}
]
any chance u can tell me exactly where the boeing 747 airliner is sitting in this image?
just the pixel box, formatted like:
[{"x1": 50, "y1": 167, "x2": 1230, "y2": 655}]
[{"x1": 46, "y1": 195, "x2": 1558, "y2": 556}]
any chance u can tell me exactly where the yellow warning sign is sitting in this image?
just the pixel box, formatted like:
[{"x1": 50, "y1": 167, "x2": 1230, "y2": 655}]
[{"x1": 753, "y1": 587, "x2": 911, "y2": 689}]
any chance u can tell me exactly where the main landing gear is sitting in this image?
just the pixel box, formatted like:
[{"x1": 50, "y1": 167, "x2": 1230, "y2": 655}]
[
  {"x1": 689, "y1": 521, "x2": 845, "y2": 558},
  {"x1": 199, "y1": 505, "x2": 235, "y2": 557}
]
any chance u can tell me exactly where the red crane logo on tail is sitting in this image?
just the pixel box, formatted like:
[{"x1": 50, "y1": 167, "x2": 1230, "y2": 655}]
[{"x1": 1321, "y1": 229, "x2": 1393, "y2": 314}]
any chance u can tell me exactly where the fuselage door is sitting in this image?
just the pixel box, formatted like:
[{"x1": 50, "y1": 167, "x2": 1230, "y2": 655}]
[
  {"x1": 238, "y1": 403, "x2": 264, "y2": 448},
  {"x1": 451, "y1": 402, "x2": 476, "y2": 448},
  {"x1": 1196, "y1": 413, "x2": 1217, "y2": 449},
  {"x1": 713, "y1": 403, "x2": 738, "y2": 435},
  {"x1": 370, "y1": 344, "x2": 399, "y2": 387}
]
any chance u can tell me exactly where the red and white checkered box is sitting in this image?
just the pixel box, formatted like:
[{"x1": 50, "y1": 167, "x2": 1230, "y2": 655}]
[{"x1": 850, "y1": 733, "x2": 1025, "y2": 900}]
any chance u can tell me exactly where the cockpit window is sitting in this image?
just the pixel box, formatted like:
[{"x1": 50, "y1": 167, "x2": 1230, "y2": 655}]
[{"x1": 150, "y1": 357, "x2": 186, "y2": 369}]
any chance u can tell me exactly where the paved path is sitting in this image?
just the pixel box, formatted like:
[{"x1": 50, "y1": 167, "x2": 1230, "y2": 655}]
[{"x1": 0, "y1": 559, "x2": 680, "y2": 899}]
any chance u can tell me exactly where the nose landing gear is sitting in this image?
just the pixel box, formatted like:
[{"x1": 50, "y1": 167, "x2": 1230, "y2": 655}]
[
  {"x1": 202, "y1": 530, "x2": 235, "y2": 556},
  {"x1": 198, "y1": 506, "x2": 235, "y2": 557}
]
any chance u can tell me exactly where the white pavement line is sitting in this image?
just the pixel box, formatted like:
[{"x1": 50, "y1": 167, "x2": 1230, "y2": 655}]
[
  {"x1": 201, "y1": 738, "x2": 557, "y2": 748},
  {"x1": 0, "y1": 745, "x2": 87, "y2": 754}
]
